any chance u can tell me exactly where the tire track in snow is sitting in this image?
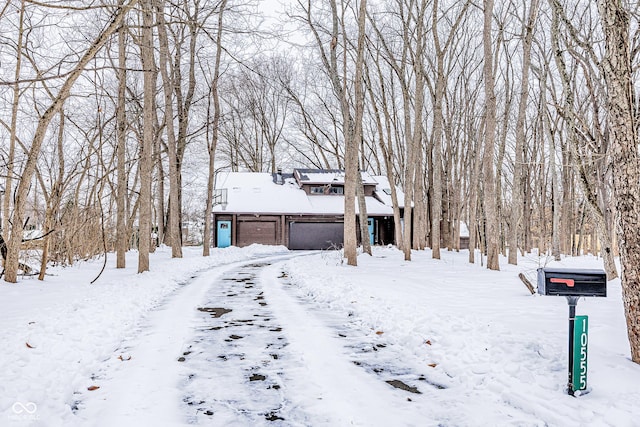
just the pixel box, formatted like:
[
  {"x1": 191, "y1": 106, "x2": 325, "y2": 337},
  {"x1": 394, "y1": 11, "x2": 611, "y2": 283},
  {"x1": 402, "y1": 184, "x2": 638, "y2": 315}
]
[
  {"x1": 74, "y1": 253, "x2": 295, "y2": 427},
  {"x1": 181, "y1": 258, "x2": 440, "y2": 426},
  {"x1": 258, "y1": 262, "x2": 442, "y2": 426},
  {"x1": 180, "y1": 259, "x2": 310, "y2": 425},
  {"x1": 275, "y1": 258, "x2": 590, "y2": 426}
]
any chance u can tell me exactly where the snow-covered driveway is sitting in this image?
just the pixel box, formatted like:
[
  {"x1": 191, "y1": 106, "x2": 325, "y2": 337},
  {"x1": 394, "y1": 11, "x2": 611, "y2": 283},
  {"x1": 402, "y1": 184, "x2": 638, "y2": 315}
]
[
  {"x1": 4, "y1": 246, "x2": 639, "y2": 426},
  {"x1": 79, "y1": 255, "x2": 437, "y2": 426}
]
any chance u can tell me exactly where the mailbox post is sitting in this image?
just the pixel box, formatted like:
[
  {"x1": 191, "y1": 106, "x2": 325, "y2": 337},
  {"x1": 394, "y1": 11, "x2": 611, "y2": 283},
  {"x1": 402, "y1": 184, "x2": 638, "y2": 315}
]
[{"x1": 537, "y1": 268, "x2": 606, "y2": 396}]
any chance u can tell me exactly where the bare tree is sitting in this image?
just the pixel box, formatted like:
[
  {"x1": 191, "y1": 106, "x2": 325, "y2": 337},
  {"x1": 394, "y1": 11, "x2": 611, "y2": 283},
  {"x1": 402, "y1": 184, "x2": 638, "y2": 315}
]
[
  {"x1": 363, "y1": 53, "x2": 403, "y2": 248},
  {"x1": 482, "y1": 0, "x2": 500, "y2": 271},
  {"x1": 508, "y1": 0, "x2": 539, "y2": 265},
  {"x1": 298, "y1": 0, "x2": 366, "y2": 265},
  {"x1": 35, "y1": 110, "x2": 66, "y2": 280},
  {"x1": 410, "y1": 0, "x2": 427, "y2": 253},
  {"x1": 155, "y1": 0, "x2": 182, "y2": 258},
  {"x1": 352, "y1": 0, "x2": 370, "y2": 258},
  {"x1": 331, "y1": 0, "x2": 358, "y2": 266},
  {"x1": 597, "y1": 0, "x2": 640, "y2": 363},
  {"x1": 4, "y1": 0, "x2": 139, "y2": 283},
  {"x1": 138, "y1": 0, "x2": 154, "y2": 273},
  {"x1": 203, "y1": 0, "x2": 227, "y2": 257},
  {"x1": 430, "y1": 0, "x2": 471, "y2": 259},
  {"x1": 368, "y1": 0, "x2": 420, "y2": 261},
  {"x1": 548, "y1": 0, "x2": 618, "y2": 279},
  {"x1": 116, "y1": 1, "x2": 128, "y2": 268},
  {"x1": 3, "y1": 0, "x2": 25, "y2": 240}
]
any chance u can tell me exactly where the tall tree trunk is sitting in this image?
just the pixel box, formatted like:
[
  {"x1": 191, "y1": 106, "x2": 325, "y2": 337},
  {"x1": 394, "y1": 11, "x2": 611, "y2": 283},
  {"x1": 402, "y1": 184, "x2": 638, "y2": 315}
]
[
  {"x1": 38, "y1": 110, "x2": 66, "y2": 280},
  {"x1": 597, "y1": 0, "x2": 640, "y2": 363},
  {"x1": 468, "y1": 122, "x2": 482, "y2": 264},
  {"x1": 153, "y1": 109, "x2": 165, "y2": 247},
  {"x1": 116, "y1": 6, "x2": 128, "y2": 268},
  {"x1": 348, "y1": 0, "x2": 368, "y2": 262},
  {"x1": 509, "y1": 0, "x2": 539, "y2": 265},
  {"x1": 155, "y1": 0, "x2": 182, "y2": 258},
  {"x1": 307, "y1": 0, "x2": 364, "y2": 265},
  {"x1": 411, "y1": 0, "x2": 427, "y2": 253},
  {"x1": 138, "y1": 0, "x2": 154, "y2": 273},
  {"x1": 402, "y1": 125, "x2": 415, "y2": 260},
  {"x1": 177, "y1": 2, "x2": 202, "y2": 249},
  {"x1": 541, "y1": 70, "x2": 562, "y2": 261},
  {"x1": 203, "y1": 0, "x2": 227, "y2": 257},
  {"x1": 431, "y1": 4, "x2": 444, "y2": 258},
  {"x1": 356, "y1": 172, "x2": 372, "y2": 255},
  {"x1": 550, "y1": 146, "x2": 561, "y2": 261},
  {"x1": 482, "y1": 0, "x2": 500, "y2": 271},
  {"x1": 3, "y1": 0, "x2": 25, "y2": 243}
]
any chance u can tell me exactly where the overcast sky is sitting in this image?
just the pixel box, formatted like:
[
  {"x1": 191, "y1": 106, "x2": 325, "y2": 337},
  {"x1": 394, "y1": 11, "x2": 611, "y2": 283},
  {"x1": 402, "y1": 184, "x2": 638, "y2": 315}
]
[{"x1": 259, "y1": 0, "x2": 286, "y2": 17}]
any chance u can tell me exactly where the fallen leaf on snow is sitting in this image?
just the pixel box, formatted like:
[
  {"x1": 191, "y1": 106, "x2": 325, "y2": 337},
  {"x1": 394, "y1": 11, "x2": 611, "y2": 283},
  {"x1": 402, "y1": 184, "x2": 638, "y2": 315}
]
[
  {"x1": 375, "y1": 331, "x2": 384, "y2": 335},
  {"x1": 87, "y1": 386, "x2": 100, "y2": 391},
  {"x1": 428, "y1": 363, "x2": 438, "y2": 368},
  {"x1": 425, "y1": 340, "x2": 432, "y2": 345},
  {"x1": 25, "y1": 342, "x2": 35, "y2": 349}
]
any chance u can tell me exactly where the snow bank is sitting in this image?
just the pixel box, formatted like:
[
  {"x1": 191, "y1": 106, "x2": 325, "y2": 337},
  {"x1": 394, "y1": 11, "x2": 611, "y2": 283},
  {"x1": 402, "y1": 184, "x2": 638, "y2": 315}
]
[
  {"x1": 283, "y1": 247, "x2": 640, "y2": 426},
  {"x1": 0, "y1": 245, "x2": 287, "y2": 427},
  {"x1": 2, "y1": 244, "x2": 638, "y2": 426}
]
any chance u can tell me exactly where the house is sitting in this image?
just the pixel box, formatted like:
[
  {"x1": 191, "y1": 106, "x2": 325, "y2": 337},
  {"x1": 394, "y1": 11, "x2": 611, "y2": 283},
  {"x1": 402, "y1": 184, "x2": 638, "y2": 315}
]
[
  {"x1": 369, "y1": 175, "x2": 469, "y2": 250},
  {"x1": 212, "y1": 169, "x2": 396, "y2": 250}
]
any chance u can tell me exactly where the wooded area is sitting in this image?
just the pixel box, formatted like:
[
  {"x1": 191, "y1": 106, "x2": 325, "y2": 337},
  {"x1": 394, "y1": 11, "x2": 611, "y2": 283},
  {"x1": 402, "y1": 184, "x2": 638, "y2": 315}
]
[{"x1": 0, "y1": 0, "x2": 639, "y2": 361}]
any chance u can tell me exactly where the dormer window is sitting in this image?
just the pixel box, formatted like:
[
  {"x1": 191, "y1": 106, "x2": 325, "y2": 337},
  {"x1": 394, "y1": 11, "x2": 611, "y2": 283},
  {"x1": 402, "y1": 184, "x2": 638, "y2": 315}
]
[{"x1": 309, "y1": 185, "x2": 344, "y2": 195}]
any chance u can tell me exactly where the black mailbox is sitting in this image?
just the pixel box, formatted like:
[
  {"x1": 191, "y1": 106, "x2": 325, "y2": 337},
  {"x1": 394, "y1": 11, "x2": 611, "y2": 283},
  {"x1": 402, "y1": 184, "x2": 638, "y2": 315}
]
[{"x1": 537, "y1": 268, "x2": 607, "y2": 297}]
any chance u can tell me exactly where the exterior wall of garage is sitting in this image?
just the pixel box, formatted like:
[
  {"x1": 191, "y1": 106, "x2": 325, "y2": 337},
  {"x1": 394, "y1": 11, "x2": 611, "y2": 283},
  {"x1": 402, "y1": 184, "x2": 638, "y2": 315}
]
[
  {"x1": 212, "y1": 213, "x2": 395, "y2": 250},
  {"x1": 236, "y1": 216, "x2": 281, "y2": 247},
  {"x1": 287, "y1": 215, "x2": 344, "y2": 250}
]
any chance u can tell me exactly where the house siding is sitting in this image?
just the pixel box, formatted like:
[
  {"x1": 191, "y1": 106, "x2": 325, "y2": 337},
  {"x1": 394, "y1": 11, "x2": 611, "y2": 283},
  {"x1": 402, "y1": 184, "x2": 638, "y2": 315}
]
[{"x1": 212, "y1": 212, "x2": 395, "y2": 250}]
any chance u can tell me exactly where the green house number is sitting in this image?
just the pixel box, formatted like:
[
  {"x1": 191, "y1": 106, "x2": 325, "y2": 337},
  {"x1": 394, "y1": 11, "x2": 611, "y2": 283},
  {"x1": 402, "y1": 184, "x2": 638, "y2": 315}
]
[{"x1": 572, "y1": 315, "x2": 589, "y2": 392}]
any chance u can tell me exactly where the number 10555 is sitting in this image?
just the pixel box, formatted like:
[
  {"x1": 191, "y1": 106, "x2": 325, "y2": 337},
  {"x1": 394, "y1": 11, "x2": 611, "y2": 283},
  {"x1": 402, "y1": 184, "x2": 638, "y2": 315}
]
[{"x1": 573, "y1": 316, "x2": 589, "y2": 391}]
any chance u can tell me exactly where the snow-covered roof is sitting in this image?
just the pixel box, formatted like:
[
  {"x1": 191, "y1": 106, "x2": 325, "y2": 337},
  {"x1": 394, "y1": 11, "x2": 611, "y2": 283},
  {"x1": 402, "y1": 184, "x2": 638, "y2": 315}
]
[
  {"x1": 307, "y1": 196, "x2": 393, "y2": 216},
  {"x1": 213, "y1": 172, "x2": 393, "y2": 216},
  {"x1": 459, "y1": 221, "x2": 470, "y2": 238},
  {"x1": 294, "y1": 169, "x2": 378, "y2": 186},
  {"x1": 373, "y1": 175, "x2": 405, "y2": 209}
]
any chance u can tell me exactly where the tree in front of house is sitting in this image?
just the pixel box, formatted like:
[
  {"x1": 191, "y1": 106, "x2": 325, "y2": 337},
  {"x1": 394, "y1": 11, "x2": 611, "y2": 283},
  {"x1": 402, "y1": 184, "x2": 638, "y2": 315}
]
[{"x1": 597, "y1": 0, "x2": 640, "y2": 363}]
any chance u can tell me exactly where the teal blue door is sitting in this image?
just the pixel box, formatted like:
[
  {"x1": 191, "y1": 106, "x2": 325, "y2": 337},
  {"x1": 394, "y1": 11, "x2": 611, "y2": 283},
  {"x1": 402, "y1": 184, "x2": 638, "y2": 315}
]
[
  {"x1": 217, "y1": 220, "x2": 232, "y2": 248},
  {"x1": 367, "y1": 218, "x2": 375, "y2": 245}
]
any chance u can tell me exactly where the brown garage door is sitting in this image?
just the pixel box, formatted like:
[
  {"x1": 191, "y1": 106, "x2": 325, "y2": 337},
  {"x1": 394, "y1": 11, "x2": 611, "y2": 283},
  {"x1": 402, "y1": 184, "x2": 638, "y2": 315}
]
[
  {"x1": 289, "y1": 222, "x2": 343, "y2": 250},
  {"x1": 237, "y1": 220, "x2": 277, "y2": 247}
]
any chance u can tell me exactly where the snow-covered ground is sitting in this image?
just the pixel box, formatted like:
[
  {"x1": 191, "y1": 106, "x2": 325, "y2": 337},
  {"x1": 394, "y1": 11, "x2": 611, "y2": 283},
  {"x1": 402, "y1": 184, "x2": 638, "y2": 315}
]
[{"x1": 1, "y1": 245, "x2": 638, "y2": 426}]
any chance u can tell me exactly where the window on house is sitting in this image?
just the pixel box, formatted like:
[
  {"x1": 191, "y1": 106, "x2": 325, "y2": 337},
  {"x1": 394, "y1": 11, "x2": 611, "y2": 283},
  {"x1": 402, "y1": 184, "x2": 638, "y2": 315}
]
[
  {"x1": 329, "y1": 186, "x2": 344, "y2": 195},
  {"x1": 310, "y1": 186, "x2": 325, "y2": 194}
]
